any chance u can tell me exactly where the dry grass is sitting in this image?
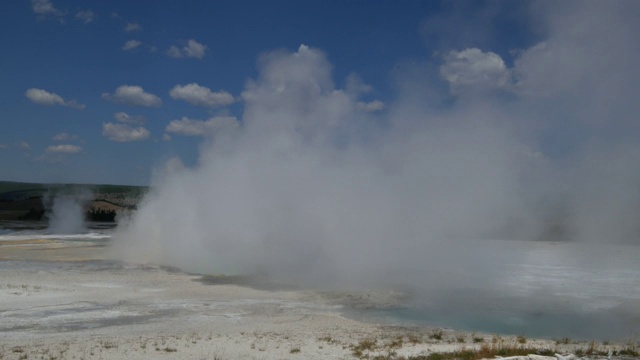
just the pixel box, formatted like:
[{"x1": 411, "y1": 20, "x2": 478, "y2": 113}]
[
  {"x1": 354, "y1": 342, "x2": 557, "y2": 360},
  {"x1": 352, "y1": 338, "x2": 378, "y2": 358},
  {"x1": 517, "y1": 335, "x2": 527, "y2": 344},
  {"x1": 1, "y1": 331, "x2": 638, "y2": 360}
]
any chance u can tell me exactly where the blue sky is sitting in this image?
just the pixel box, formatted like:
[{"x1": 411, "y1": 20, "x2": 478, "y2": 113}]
[
  {"x1": 0, "y1": 0, "x2": 435, "y2": 185},
  {"x1": 1, "y1": 1, "x2": 637, "y2": 187}
]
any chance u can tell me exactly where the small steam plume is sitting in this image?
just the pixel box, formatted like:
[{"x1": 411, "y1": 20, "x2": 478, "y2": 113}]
[{"x1": 46, "y1": 188, "x2": 93, "y2": 234}]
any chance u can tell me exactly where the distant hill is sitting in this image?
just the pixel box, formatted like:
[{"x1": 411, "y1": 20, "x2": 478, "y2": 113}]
[{"x1": 0, "y1": 181, "x2": 148, "y2": 222}]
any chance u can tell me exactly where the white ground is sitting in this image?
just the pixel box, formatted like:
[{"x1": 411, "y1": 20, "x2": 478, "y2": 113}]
[{"x1": 0, "y1": 240, "x2": 635, "y2": 359}]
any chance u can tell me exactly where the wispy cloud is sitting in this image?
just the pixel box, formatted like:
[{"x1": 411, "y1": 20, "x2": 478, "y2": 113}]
[
  {"x1": 114, "y1": 112, "x2": 146, "y2": 125},
  {"x1": 17, "y1": 141, "x2": 31, "y2": 152},
  {"x1": 122, "y1": 40, "x2": 142, "y2": 51},
  {"x1": 52, "y1": 132, "x2": 80, "y2": 142},
  {"x1": 31, "y1": 0, "x2": 65, "y2": 21},
  {"x1": 25, "y1": 88, "x2": 85, "y2": 110},
  {"x1": 46, "y1": 144, "x2": 82, "y2": 154},
  {"x1": 124, "y1": 22, "x2": 142, "y2": 32},
  {"x1": 75, "y1": 9, "x2": 94, "y2": 24}
]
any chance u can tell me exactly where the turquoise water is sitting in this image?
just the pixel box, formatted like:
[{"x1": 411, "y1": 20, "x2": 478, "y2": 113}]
[
  {"x1": 352, "y1": 240, "x2": 640, "y2": 341},
  {"x1": 359, "y1": 300, "x2": 638, "y2": 340}
]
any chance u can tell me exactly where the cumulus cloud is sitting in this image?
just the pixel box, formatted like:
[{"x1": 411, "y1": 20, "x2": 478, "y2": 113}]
[
  {"x1": 165, "y1": 116, "x2": 238, "y2": 137},
  {"x1": 183, "y1": 39, "x2": 207, "y2": 58},
  {"x1": 102, "y1": 123, "x2": 150, "y2": 142},
  {"x1": 167, "y1": 39, "x2": 207, "y2": 59},
  {"x1": 169, "y1": 83, "x2": 235, "y2": 108},
  {"x1": 46, "y1": 144, "x2": 82, "y2": 154},
  {"x1": 114, "y1": 112, "x2": 145, "y2": 124},
  {"x1": 102, "y1": 85, "x2": 162, "y2": 107},
  {"x1": 25, "y1": 88, "x2": 85, "y2": 109},
  {"x1": 440, "y1": 48, "x2": 512, "y2": 94},
  {"x1": 122, "y1": 40, "x2": 142, "y2": 51},
  {"x1": 75, "y1": 9, "x2": 94, "y2": 24},
  {"x1": 31, "y1": 0, "x2": 65, "y2": 20},
  {"x1": 124, "y1": 22, "x2": 142, "y2": 32}
]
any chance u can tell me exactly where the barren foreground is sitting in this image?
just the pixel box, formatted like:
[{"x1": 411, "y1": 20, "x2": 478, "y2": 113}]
[{"x1": 0, "y1": 240, "x2": 637, "y2": 360}]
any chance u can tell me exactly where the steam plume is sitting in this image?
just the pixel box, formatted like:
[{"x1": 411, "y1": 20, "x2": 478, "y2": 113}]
[
  {"x1": 112, "y1": 1, "x2": 640, "y2": 292},
  {"x1": 47, "y1": 196, "x2": 85, "y2": 234}
]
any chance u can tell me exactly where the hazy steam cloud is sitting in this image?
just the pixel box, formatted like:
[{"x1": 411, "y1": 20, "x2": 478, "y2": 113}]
[
  {"x1": 47, "y1": 195, "x2": 89, "y2": 234},
  {"x1": 112, "y1": 0, "x2": 640, "y2": 296}
]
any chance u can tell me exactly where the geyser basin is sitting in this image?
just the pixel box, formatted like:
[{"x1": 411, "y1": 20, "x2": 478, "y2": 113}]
[{"x1": 352, "y1": 240, "x2": 640, "y2": 340}]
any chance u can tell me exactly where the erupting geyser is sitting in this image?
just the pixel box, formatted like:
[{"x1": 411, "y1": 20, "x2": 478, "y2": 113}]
[{"x1": 111, "y1": 1, "x2": 640, "y2": 338}]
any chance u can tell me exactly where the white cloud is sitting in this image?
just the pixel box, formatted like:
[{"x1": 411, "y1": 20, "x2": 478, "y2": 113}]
[
  {"x1": 165, "y1": 116, "x2": 238, "y2": 137},
  {"x1": 169, "y1": 83, "x2": 235, "y2": 108},
  {"x1": 26, "y1": 88, "x2": 63, "y2": 105},
  {"x1": 162, "y1": 133, "x2": 172, "y2": 141},
  {"x1": 52, "y1": 132, "x2": 80, "y2": 142},
  {"x1": 124, "y1": 22, "x2": 142, "y2": 32},
  {"x1": 31, "y1": 0, "x2": 65, "y2": 19},
  {"x1": 102, "y1": 85, "x2": 162, "y2": 107},
  {"x1": 357, "y1": 100, "x2": 385, "y2": 112},
  {"x1": 122, "y1": 40, "x2": 142, "y2": 51},
  {"x1": 167, "y1": 39, "x2": 207, "y2": 59},
  {"x1": 46, "y1": 144, "x2": 82, "y2": 154},
  {"x1": 75, "y1": 9, "x2": 94, "y2": 24},
  {"x1": 102, "y1": 123, "x2": 150, "y2": 142},
  {"x1": 25, "y1": 88, "x2": 85, "y2": 109},
  {"x1": 114, "y1": 112, "x2": 145, "y2": 124},
  {"x1": 183, "y1": 39, "x2": 207, "y2": 59},
  {"x1": 440, "y1": 48, "x2": 512, "y2": 94}
]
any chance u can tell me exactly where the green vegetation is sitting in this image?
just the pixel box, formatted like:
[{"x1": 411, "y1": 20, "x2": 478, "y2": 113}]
[
  {"x1": 0, "y1": 181, "x2": 47, "y2": 193},
  {"x1": 0, "y1": 180, "x2": 147, "y2": 201}
]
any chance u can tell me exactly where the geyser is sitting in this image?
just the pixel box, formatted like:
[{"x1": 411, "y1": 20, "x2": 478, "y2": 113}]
[{"x1": 112, "y1": 0, "x2": 640, "y2": 338}]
